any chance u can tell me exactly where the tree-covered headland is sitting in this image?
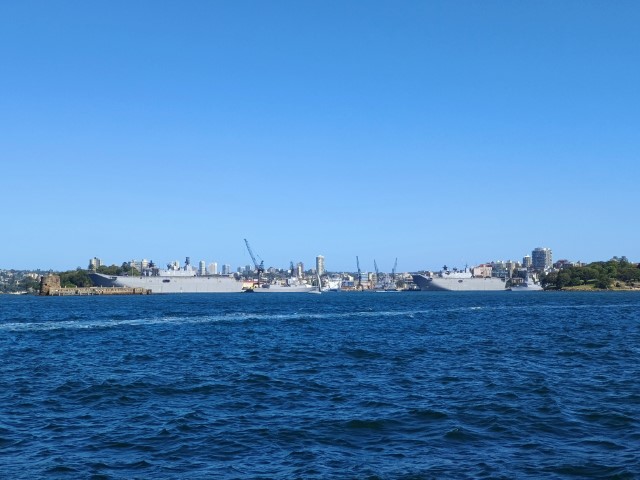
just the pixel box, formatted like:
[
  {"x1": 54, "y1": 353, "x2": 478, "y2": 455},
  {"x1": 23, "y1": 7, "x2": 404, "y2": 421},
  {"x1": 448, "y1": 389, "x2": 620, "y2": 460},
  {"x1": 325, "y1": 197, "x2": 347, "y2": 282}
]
[
  {"x1": 0, "y1": 263, "x2": 142, "y2": 293},
  {"x1": 541, "y1": 258, "x2": 640, "y2": 290},
  {"x1": 58, "y1": 263, "x2": 141, "y2": 288}
]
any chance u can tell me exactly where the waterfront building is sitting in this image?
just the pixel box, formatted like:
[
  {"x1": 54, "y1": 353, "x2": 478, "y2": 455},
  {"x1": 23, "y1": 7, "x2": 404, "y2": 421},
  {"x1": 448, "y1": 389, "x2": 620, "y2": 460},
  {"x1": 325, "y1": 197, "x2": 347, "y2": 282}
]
[
  {"x1": 199, "y1": 260, "x2": 206, "y2": 276},
  {"x1": 316, "y1": 255, "x2": 325, "y2": 276},
  {"x1": 532, "y1": 247, "x2": 553, "y2": 271},
  {"x1": 208, "y1": 262, "x2": 218, "y2": 275},
  {"x1": 222, "y1": 264, "x2": 231, "y2": 275},
  {"x1": 523, "y1": 255, "x2": 532, "y2": 268},
  {"x1": 296, "y1": 262, "x2": 304, "y2": 278}
]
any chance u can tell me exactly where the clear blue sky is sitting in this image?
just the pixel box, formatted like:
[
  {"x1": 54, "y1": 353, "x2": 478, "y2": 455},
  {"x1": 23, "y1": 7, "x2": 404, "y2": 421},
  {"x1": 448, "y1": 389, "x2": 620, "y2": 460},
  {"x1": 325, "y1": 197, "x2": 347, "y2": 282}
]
[{"x1": 1, "y1": 1, "x2": 639, "y2": 272}]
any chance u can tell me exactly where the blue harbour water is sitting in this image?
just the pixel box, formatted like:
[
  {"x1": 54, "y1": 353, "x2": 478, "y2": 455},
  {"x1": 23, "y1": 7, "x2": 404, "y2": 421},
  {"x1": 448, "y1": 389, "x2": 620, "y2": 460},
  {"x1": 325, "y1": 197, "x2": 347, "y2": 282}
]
[{"x1": 1, "y1": 292, "x2": 639, "y2": 479}]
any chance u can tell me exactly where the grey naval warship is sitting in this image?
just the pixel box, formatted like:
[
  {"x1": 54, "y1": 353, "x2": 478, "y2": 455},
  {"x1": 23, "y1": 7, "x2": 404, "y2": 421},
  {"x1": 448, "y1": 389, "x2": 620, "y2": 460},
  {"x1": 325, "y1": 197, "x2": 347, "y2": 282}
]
[
  {"x1": 249, "y1": 276, "x2": 315, "y2": 293},
  {"x1": 412, "y1": 266, "x2": 507, "y2": 292},
  {"x1": 89, "y1": 258, "x2": 243, "y2": 294}
]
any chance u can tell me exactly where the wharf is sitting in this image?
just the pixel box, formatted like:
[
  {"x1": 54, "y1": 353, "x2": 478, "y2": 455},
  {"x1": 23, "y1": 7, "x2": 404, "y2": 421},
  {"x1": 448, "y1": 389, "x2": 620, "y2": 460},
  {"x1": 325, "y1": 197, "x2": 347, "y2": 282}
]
[{"x1": 39, "y1": 275, "x2": 151, "y2": 296}]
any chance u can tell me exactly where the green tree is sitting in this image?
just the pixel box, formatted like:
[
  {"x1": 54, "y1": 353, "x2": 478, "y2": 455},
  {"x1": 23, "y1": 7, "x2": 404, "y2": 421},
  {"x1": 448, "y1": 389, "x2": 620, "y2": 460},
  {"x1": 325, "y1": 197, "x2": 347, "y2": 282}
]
[
  {"x1": 97, "y1": 264, "x2": 122, "y2": 275},
  {"x1": 578, "y1": 267, "x2": 598, "y2": 284},
  {"x1": 595, "y1": 275, "x2": 611, "y2": 289},
  {"x1": 59, "y1": 270, "x2": 92, "y2": 288},
  {"x1": 120, "y1": 262, "x2": 140, "y2": 276},
  {"x1": 540, "y1": 271, "x2": 558, "y2": 289},
  {"x1": 20, "y1": 277, "x2": 41, "y2": 292},
  {"x1": 556, "y1": 271, "x2": 572, "y2": 289},
  {"x1": 617, "y1": 264, "x2": 640, "y2": 283}
]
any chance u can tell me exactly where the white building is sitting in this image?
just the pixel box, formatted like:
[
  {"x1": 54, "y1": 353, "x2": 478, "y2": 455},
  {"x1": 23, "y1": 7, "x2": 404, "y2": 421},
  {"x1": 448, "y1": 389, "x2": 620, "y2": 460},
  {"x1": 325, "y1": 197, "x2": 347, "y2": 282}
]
[
  {"x1": 89, "y1": 257, "x2": 103, "y2": 270},
  {"x1": 316, "y1": 255, "x2": 325, "y2": 276}
]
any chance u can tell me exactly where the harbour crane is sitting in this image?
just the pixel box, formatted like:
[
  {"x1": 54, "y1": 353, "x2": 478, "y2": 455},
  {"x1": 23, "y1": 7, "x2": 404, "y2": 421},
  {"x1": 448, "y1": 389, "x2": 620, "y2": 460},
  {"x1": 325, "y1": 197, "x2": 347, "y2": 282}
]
[
  {"x1": 390, "y1": 257, "x2": 398, "y2": 290},
  {"x1": 244, "y1": 238, "x2": 264, "y2": 286},
  {"x1": 374, "y1": 259, "x2": 380, "y2": 285}
]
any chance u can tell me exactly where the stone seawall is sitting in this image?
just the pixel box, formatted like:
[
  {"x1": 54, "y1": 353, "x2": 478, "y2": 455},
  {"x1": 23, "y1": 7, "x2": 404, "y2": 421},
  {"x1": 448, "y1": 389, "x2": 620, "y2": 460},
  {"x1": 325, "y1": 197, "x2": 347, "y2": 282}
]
[{"x1": 45, "y1": 286, "x2": 151, "y2": 296}]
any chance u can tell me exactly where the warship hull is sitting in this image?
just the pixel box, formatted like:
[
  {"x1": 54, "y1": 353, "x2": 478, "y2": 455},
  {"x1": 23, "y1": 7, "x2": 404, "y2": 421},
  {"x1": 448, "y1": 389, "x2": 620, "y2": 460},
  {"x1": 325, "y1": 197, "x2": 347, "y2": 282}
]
[
  {"x1": 412, "y1": 274, "x2": 506, "y2": 292},
  {"x1": 89, "y1": 272, "x2": 244, "y2": 294},
  {"x1": 251, "y1": 284, "x2": 315, "y2": 293}
]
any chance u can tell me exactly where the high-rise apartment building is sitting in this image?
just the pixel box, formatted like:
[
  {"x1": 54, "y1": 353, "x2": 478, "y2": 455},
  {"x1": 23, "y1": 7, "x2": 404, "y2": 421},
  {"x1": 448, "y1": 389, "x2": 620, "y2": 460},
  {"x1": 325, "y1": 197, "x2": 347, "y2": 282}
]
[
  {"x1": 316, "y1": 255, "x2": 325, "y2": 276},
  {"x1": 532, "y1": 247, "x2": 552, "y2": 271},
  {"x1": 89, "y1": 257, "x2": 103, "y2": 270},
  {"x1": 222, "y1": 264, "x2": 231, "y2": 275},
  {"x1": 523, "y1": 255, "x2": 532, "y2": 268},
  {"x1": 199, "y1": 260, "x2": 206, "y2": 276},
  {"x1": 208, "y1": 262, "x2": 218, "y2": 275},
  {"x1": 296, "y1": 262, "x2": 304, "y2": 278},
  {"x1": 129, "y1": 259, "x2": 150, "y2": 272}
]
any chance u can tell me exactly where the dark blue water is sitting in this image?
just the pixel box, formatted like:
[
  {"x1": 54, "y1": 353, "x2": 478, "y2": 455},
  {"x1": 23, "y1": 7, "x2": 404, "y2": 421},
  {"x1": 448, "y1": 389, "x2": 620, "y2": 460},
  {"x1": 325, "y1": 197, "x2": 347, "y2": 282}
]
[{"x1": 1, "y1": 292, "x2": 639, "y2": 479}]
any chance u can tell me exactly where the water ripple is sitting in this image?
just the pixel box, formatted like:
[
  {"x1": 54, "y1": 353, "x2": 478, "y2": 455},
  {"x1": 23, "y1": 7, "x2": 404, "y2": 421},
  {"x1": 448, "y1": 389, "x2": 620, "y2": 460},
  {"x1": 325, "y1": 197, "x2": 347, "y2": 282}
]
[{"x1": 1, "y1": 292, "x2": 639, "y2": 478}]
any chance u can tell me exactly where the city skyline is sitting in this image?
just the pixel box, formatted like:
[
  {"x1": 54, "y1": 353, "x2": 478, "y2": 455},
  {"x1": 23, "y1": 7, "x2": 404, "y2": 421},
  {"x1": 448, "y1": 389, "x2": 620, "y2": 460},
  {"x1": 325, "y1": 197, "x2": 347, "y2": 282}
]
[
  {"x1": 2, "y1": 2, "x2": 639, "y2": 271},
  {"x1": 84, "y1": 246, "x2": 562, "y2": 276}
]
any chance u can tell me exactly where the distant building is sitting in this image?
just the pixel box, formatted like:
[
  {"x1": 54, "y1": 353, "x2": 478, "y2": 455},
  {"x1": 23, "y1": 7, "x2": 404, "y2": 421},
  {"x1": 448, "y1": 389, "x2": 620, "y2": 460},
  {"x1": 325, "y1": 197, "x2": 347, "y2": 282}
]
[
  {"x1": 473, "y1": 264, "x2": 493, "y2": 278},
  {"x1": 554, "y1": 259, "x2": 576, "y2": 270},
  {"x1": 316, "y1": 255, "x2": 325, "y2": 276},
  {"x1": 89, "y1": 257, "x2": 103, "y2": 270},
  {"x1": 222, "y1": 264, "x2": 231, "y2": 275},
  {"x1": 199, "y1": 260, "x2": 206, "y2": 276},
  {"x1": 356, "y1": 271, "x2": 370, "y2": 289},
  {"x1": 505, "y1": 260, "x2": 517, "y2": 276},
  {"x1": 532, "y1": 247, "x2": 553, "y2": 271},
  {"x1": 296, "y1": 262, "x2": 304, "y2": 278},
  {"x1": 523, "y1": 255, "x2": 532, "y2": 268},
  {"x1": 611, "y1": 256, "x2": 630, "y2": 263},
  {"x1": 208, "y1": 262, "x2": 218, "y2": 275},
  {"x1": 488, "y1": 261, "x2": 514, "y2": 278},
  {"x1": 129, "y1": 259, "x2": 150, "y2": 272}
]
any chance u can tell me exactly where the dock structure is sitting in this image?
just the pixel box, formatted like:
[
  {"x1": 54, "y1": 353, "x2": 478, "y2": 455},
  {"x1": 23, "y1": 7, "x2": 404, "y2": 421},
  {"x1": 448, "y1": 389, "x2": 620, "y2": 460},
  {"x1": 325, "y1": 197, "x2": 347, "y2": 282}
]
[{"x1": 39, "y1": 275, "x2": 151, "y2": 296}]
